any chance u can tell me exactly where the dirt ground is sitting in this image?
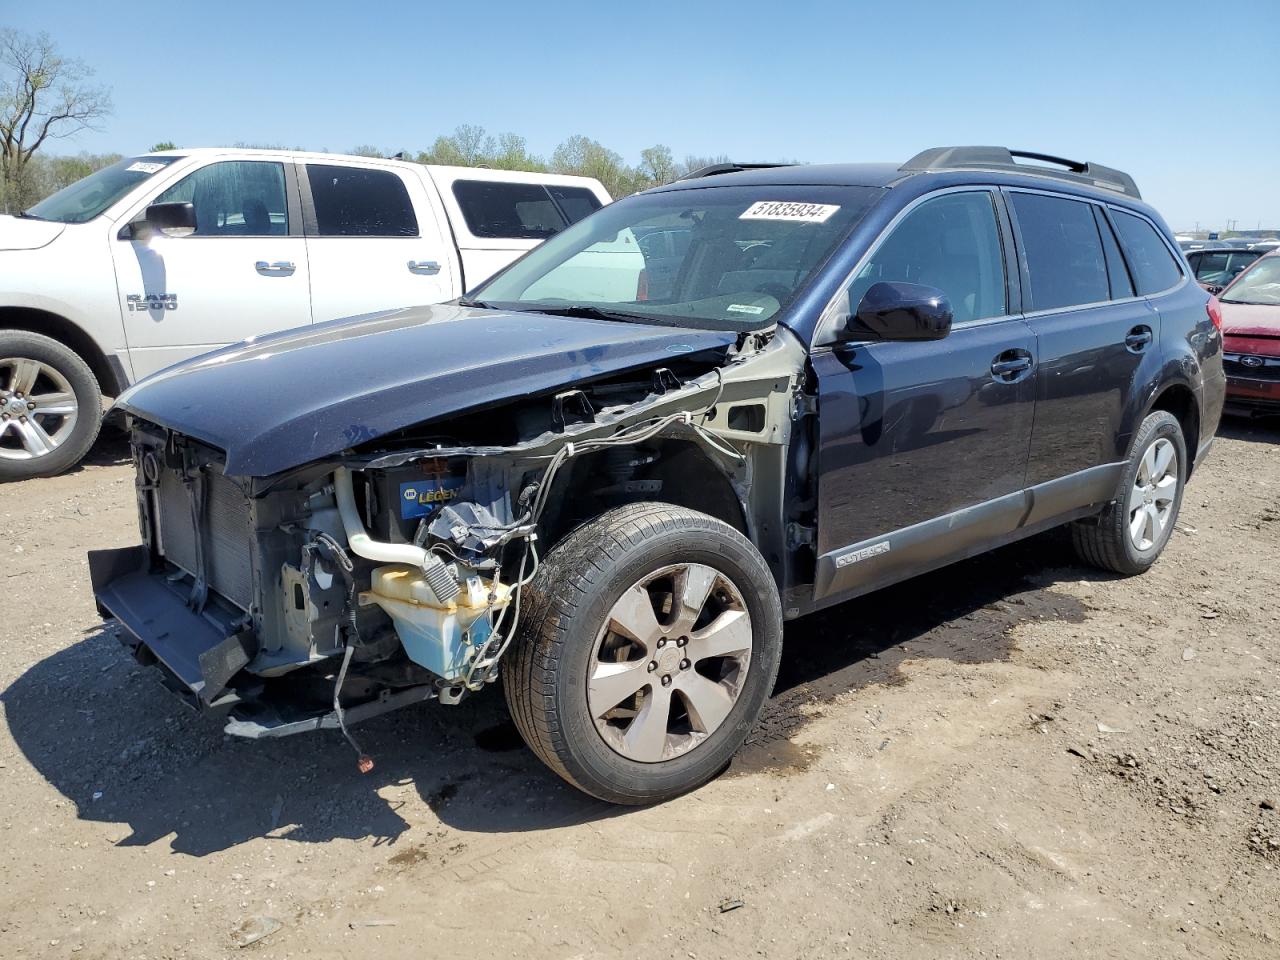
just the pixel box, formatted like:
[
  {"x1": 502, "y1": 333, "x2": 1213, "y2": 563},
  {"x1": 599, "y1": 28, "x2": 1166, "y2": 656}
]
[{"x1": 1, "y1": 419, "x2": 1278, "y2": 960}]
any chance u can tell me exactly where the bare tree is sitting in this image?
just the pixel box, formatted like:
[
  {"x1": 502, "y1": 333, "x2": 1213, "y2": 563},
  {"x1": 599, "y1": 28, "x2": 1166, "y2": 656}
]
[{"x1": 0, "y1": 29, "x2": 111, "y2": 212}]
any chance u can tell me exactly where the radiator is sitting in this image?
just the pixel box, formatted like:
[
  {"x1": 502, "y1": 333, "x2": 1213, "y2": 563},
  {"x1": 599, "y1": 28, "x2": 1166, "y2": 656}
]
[{"x1": 155, "y1": 465, "x2": 255, "y2": 611}]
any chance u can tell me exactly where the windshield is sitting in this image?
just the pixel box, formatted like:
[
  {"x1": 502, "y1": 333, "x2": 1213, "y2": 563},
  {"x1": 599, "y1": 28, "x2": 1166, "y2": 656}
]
[
  {"x1": 24, "y1": 156, "x2": 184, "y2": 224},
  {"x1": 470, "y1": 184, "x2": 882, "y2": 332},
  {"x1": 1220, "y1": 256, "x2": 1280, "y2": 305}
]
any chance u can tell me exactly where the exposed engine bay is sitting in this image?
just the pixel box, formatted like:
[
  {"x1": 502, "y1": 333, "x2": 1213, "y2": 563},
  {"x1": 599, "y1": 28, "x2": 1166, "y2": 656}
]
[{"x1": 89, "y1": 329, "x2": 809, "y2": 765}]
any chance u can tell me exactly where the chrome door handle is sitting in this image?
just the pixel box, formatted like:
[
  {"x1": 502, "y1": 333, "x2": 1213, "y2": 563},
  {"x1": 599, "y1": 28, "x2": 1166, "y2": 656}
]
[
  {"x1": 255, "y1": 260, "x2": 295, "y2": 273},
  {"x1": 407, "y1": 260, "x2": 441, "y2": 275}
]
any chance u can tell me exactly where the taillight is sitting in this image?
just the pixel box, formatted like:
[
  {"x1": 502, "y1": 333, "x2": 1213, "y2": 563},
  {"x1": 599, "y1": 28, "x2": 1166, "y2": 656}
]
[
  {"x1": 635, "y1": 268, "x2": 649, "y2": 302},
  {"x1": 1206, "y1": 297, "x2": 1223, "y2": 331}
]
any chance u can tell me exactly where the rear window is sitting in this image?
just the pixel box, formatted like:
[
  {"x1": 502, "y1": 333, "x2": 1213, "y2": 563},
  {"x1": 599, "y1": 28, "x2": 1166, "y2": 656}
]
[
  {"x1": 1010, "y1": 192, "x2": 1109, "y2": 311},
  {"x1": 306, "y1": 164, "x2": 418, "y2": 237},
  {"x1": 1111, "y1": 210, "x2": 1182, "y2": 294},
  {"x1": 452, "y1": 180, "x2": 602, "y2": 239}
]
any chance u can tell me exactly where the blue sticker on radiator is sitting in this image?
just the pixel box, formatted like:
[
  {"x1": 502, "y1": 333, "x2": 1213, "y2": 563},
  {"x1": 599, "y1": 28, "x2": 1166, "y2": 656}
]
[{"x1": 399, "y1": 477, "x2": 464, "y2": 519}]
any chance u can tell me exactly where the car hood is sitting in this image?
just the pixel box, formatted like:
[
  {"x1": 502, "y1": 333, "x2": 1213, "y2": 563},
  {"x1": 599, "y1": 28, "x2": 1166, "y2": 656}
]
[
  {"x1": 0, "y1": 214, "x2": 66, "y2": 251},
  {"x1": 116, "y1": 303, "x2": 735, "y2": 476},
  {"x1": 1220, "y1": 301, "x2": 1280, "y2": 339}
]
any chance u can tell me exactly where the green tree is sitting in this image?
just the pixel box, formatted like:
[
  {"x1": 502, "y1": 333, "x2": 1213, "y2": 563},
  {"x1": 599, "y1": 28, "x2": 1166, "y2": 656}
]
[
  {"x1": 347, "y1": 144, "x2": 384, "y2": 158},
  {"x1": 149, "y1": 140, "x2": 176, "y2": 152},
  {"x1": 638, "y1": 144, "x2": 677, "y2": 188},
  {"x1": 488, "y1": 132, "x2": 546, "y2": 172},
  {"x1": 551, "y1": 134, "x2": 638, "y2": 198},
  {"x1": 0, "y1": 29, "x2": 112, "y2": 212}
]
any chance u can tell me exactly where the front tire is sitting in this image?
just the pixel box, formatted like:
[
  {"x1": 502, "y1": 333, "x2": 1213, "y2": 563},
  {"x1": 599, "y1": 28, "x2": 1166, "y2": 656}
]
[
  {"x1": 504, "y1": 503, "x2": 783, "y2": 805},
  {"x1": 1071, "y1": 410, "x2": 1186, "y2": 575},
  {"x1": 0, "y1": 330, "x2": 102, "y2": 482}
]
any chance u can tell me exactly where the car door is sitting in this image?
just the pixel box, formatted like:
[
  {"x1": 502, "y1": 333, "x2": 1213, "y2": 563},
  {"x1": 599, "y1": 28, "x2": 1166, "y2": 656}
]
[
  {"x1": 110, "y1": 157, "x2": 312, "y2": 380},
  {"x1": 810, "y1": 189, "x2": 1037, "y2": 601},
  {"x1": 300, "y1": 161, "x2": 457, "y2": 322},
  {"x1": 1006, "y1": 191, "x2": 1160, "y2": 502}
]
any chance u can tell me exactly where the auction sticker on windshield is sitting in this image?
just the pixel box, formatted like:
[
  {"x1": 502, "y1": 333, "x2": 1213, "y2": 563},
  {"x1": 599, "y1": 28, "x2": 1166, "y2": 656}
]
[
  {"x1": 126, "y1": 161, "x2": 168, "y2": 174},
  {"x1": 740, "y1": 201, "x2": 840, "y2": 223}
]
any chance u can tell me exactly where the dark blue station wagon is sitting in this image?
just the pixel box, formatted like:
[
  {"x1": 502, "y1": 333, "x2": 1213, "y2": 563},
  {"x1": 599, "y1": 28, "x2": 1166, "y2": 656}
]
[{"x1": 93, "y1": 146, "x2": 1226, "y2": 804}]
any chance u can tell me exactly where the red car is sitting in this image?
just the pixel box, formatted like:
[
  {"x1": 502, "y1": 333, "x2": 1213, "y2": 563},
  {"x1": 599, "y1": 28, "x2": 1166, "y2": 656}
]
[{"x1": 1217, "y1": 250, "x2": 1280, "y2": 417}]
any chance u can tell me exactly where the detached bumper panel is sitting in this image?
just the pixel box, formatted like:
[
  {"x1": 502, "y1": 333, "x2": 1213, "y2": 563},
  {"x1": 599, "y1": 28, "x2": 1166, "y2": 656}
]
[{"x1": 88, "y1": 545, "x2": 253, "y2": 706}]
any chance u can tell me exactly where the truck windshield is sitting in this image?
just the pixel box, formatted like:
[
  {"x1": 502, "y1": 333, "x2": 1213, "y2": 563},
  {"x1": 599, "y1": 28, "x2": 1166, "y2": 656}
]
[
  {"x1": 23, "y1": 156, "x2": 184, "y2": 224},
  {"x1": 469, "y1": 183, "x2": 882, "y2": 332}
]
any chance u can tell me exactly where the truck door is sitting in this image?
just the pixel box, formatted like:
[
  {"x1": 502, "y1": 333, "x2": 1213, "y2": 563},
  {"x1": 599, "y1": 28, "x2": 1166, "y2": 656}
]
[
  {"x1": 810, "y1": 189, "x2": 1037, "y2": 601},
  {"x1": 300, "y1": 161, "x2": 458, "y2": 322},
  {"x1": 110, "y1": 158, "x2": 312, "y2": 380}
]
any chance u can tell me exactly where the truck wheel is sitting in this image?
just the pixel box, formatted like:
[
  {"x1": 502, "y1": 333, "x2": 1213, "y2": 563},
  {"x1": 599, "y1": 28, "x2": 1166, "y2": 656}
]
[
  {"x1": 0, "y1": 330, "x2": 102, "y2": 482},
  {"x1": 504, "y1": 502, "x2": 783, "y2": 805},
  {"x1": 1071, "y1": 410, "x2": 1186, "y2": 575}
]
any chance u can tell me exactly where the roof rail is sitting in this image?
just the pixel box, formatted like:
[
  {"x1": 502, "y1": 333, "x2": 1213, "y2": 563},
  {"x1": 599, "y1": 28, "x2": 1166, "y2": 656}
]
[
  {"x1": 899, "y1": 146, "x2": 1141, "y2": 200},
  {"x1": 678, "y1": 162, "x2": 795, "y2": 181}
]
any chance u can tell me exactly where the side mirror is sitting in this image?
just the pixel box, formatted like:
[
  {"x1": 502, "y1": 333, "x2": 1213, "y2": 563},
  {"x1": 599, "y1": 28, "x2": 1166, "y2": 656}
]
[
  {"x1": 845, "y1": 281, "x2": 953, "y2": 342},
  {"x1": 123, "y1": 201, "x2": 197, "y2": 240}
]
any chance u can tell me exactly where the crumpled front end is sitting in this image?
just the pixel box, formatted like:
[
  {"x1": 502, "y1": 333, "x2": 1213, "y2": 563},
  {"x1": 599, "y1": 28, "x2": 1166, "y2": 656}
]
[{"x1": 91, "y1": 329, "x2": 804, "y2": 750}]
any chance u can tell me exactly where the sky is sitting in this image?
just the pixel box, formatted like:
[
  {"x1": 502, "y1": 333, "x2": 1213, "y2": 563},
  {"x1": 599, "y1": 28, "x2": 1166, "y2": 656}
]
[{"x1": 5, "y1": 0, "x2": 1278, "y2": 231}]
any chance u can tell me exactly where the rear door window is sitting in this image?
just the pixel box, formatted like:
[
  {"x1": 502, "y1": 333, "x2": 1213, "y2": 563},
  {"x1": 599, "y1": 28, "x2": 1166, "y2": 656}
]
[
  {"x1": 452, "y1": 180, "x2": 601, "y2": 239},
  {"x1": 306, "y1": 164, "x2": 418, "y2": 237},
  {"x1": 1009, "y1": 192, "x2": 1109, "y2": 311},
  {"x1": 1111, "y1": 210, "x2": 1182, "y2": 294}
]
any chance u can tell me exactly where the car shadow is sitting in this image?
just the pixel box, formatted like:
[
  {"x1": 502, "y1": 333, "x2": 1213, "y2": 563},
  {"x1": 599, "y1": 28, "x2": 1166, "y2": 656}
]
[
  {"x1": 2, "y1": 532, "x2": 1093, "y2": 855},
  {"x1": 71, "y1": 427, "x2": 132, "y2": 472},
  {"x1": 1217, "y1": 416, "x2": 1280, "y2": 445}
]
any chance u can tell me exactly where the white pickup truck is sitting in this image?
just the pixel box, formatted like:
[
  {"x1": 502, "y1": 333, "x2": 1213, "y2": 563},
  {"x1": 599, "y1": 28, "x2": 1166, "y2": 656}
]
[{"x1": 0, "y1": 148, "x2": 611, "y2": 480}]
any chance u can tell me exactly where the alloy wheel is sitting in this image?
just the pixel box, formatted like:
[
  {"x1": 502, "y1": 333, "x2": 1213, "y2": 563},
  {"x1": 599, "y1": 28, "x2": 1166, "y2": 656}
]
[
  {"x1": 0, "y1": 357, "x2": 80, "y2": 462},
  {"x1": 1127, "y1": 437, "x2": 1178, "y2": 551},
  {"x1": 588, "y1": 563, "x2": 753, "y2": 763}
]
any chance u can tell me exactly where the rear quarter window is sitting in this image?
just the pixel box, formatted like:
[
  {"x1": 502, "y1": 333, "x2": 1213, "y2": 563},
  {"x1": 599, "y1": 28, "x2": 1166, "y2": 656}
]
[
  {"x1": 1111, "y1": 210, "x2": 1183, "y2": 295},
  {"x1": 453, "y1": 180, "x2": 601, "y2": 240}
]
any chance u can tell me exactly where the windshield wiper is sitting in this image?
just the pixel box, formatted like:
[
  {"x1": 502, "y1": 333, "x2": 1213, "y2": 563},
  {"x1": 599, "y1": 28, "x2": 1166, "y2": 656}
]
[
  {"x1": 16, "y1": 210, "x2": 49, "y2": 221},
  {"x1": 517, "y1": 304, "x2": 659, "y2": 325},
  {"x1": 457, "y1": 297, "x2": 497, "y2": 309}
]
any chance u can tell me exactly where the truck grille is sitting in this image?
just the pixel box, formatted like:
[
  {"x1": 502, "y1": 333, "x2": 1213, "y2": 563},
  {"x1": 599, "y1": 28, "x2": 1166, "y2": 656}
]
[{"x1": 155, "y1": 466, "x2": 255, "y2": 611}]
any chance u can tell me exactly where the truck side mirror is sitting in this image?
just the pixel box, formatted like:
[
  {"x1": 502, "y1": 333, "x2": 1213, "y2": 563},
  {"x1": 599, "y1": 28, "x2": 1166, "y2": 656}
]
[
  {"x1": 844, "y1": 281, "x2": 953, "y2": 342},
  {"x1": 121, "y1": 201, "x2": 197, "y2": 240}
]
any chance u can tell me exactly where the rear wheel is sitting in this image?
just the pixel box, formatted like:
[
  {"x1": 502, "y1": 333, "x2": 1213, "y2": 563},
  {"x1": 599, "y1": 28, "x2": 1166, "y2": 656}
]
[
  {"x1": 0, "y1": 331, "x2": 102, "y2": 482},
  {"x1": 504, "y1": 503, "x2": 783, "y2": 804},
  {"x1": 1071, "y1": 410, "x2": 1186, "y2": 575}
]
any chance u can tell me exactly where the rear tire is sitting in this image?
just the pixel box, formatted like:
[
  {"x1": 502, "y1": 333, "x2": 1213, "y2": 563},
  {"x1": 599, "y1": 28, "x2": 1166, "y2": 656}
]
[
  {"x1": 1071, "y1": 410, "x2": 1186, "y2": 575},
  {"x1": 504, "y1": 502, "x2": 783, "y2": 805},
  {"x1": 0, "y1": 330, "x2": 102, "y2": 482}
]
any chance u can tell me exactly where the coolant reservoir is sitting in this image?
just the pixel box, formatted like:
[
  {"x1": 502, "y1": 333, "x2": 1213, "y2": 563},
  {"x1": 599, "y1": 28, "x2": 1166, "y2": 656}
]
[{"x1": 362, "y1": 564, "x2": 510, "y2": 682}]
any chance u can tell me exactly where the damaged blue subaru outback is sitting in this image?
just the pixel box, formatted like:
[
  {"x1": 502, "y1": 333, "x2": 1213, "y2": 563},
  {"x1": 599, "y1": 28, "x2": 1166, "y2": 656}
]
[{"x1": 90, "y1": 147, "x2": 1225, "y2": 804}]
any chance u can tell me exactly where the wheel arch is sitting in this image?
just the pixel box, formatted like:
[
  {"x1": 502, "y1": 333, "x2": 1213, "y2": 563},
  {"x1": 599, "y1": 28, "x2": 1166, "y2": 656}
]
[
  {"x1": 1145, "y1": 380, "x2": 1200, "y2": 477},
  {"x1": 539, "y1": 436, "x2": 749, "y2": 552},
  {"x1": 0, "y1": 306, "x2": 127, "y2": 397}
]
